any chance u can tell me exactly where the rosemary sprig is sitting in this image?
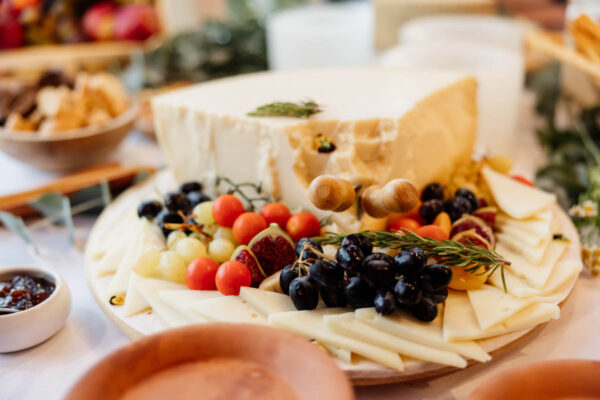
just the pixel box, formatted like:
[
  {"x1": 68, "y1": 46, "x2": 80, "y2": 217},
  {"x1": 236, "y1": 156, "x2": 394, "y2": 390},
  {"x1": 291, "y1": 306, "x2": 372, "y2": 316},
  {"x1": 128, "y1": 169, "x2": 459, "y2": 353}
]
[
  {"x1": 247, "y1": 100, "x2": 322, "y2": 118},
  {"x1": 315, "y1": 230, "x2": 511, "y2": 291}
]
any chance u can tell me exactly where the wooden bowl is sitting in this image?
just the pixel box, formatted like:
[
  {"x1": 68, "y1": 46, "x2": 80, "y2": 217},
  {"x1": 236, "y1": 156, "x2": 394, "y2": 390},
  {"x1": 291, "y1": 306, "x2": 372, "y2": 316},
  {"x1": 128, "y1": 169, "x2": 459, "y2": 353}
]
[
  {"x1": 66, "y1": 323, "x2": 355, "y2": 400},
  {"x1": 0, "y1": 104, "x2": 137, "y2": 172},
  {"x1": 468, "y1": 359, "x2": 600, "y2": 400}
]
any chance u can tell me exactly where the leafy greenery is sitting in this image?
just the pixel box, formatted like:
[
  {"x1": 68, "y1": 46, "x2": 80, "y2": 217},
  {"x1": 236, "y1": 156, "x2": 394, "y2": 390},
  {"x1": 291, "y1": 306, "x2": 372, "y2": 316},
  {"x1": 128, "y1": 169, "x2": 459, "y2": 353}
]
[
  {"x1": 247, "y1": 101, "x2": 322, "y2": 118},
  {"x1": 30, "y1": 192, "x2": 74, "y2": 243},
  {"x1": 0, "y1": 211, "x2": 38, "y2": 253}
]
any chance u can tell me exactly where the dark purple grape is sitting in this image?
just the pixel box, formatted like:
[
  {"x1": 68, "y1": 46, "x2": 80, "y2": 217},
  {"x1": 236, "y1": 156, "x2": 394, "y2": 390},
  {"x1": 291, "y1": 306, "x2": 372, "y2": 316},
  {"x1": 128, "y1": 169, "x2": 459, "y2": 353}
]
[
  {"x1": 427, "y1": 287, "x2": 448, "y2": 304},
  {"x1": 363, "y1": 252, "x2": 395, "y2": 288},
  {"x1": 165, "y1": 192, "x2": 191, "y2": 214},
  {"x1": 187, "y1": 191, "x2": 211, "y2": 207},
  {"x1": 156, "y1": 209, "x2": 184, "y2": 236},
  {"x1": 341, "y1": 234, "x2": 372, "y2": 257},
  {"x1": 410, "y1": 297, "x2": 438, "y2": 322},
  {"x1": 289, "y1": 277, "x2": 319, "y2": 310},
  {"x1": 179, "y1": 181, "x2": 203, "y2": 194},
  {"x1": 393, "y1": 248, "x2": 427, "y2": 277},
  {"x1": 455, "y1": 188, "x2": 479, "y2": 211},
  {"x1": 394, "y1": 277, "x2": 422, "y2": 306},
  {"x1": 336, "y1": 245, "x2": 364, "y2": 274},
  {"x1": 419, "y1": 199, "x2": 444, "y2": 223},
  {"x1": 309, "y1": 260, "x2": 343, "y2": 287},
  {"x1": 296, "y1": 238, "x2": 322, "y2": 261},
  {"x1": 374, "y1": 289, "x2": 396, "y2": 315},
  {"x1": 344, "y1": 276, "x2": 374, "y2": 309},
  {"x1": 280, "y1": 264, "x2": 300, "y2": 295},
  {"x1": 421, "y1": 182, "x2": 444, "y2": 201},
  {"x1": 419, "y1": 264, "x2": 452, "y2": 292},
  {"x1": 444, "y1": 197, "x2": 472, "y2": 221},
  {"x1": 320, "y1": 285, "x2": 347, "y2": 307},
  {"x1": 137, "y1": 200, "x2": 162, "y2": 220}
]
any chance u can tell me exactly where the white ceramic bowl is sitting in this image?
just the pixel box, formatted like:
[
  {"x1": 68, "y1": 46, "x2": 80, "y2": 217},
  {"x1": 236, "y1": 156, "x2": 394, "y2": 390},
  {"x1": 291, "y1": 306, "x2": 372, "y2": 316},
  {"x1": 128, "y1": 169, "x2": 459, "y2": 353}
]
[{"x1": 0, "y1": 266, "x2": 71, "y2": 353}]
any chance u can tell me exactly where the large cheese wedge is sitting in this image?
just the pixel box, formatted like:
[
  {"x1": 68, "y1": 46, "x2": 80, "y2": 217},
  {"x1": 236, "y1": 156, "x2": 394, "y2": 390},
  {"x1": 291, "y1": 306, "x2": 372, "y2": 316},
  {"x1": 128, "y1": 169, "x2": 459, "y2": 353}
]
[
  {"x1": 496, "y1": 240, "x2": 568, "y2": 289},
  {"x1": 354, "y1": 308, "x2": 490, "y2": 362},
  {"x1": 467, "y1": 285, "x2": 535, "y2": 330},
  {"x1": 444, "y1": 290, "x2": 559, "y2": 341},
  {"x1": 323, "y1": 313, "x2": 467, "y2": 368},
  {"x1": 269, "y1": 309, "x2": 404, "y2": 371},
  {"x1": 125, "y1": 274, "x2": 188, "y2": 326},
  {"x1": 239, "y1": 287, "x2": 296, "y2": 315},
  {"x1": 106, "y1": 219, "x2": 165, "y2": 299},
  {"x1": 187, "y1": 296, "x2": 267, "y2": 325},
  {"x1": 482, "y1": 166, "x2": 556, "y2": 219},
  {"x1": 157, "y1": 290, "x2": 222, "y2": 322},
  {"x1": 153, "y1": 68, "x2": 477, "y2": 230}
]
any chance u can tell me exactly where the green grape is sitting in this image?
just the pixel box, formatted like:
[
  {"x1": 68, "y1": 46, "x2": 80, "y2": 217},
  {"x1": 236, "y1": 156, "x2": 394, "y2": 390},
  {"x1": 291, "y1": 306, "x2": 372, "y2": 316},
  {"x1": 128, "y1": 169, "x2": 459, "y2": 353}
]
[{"x1": 175, "y1": 237, "x2": 207, "y2": 263}]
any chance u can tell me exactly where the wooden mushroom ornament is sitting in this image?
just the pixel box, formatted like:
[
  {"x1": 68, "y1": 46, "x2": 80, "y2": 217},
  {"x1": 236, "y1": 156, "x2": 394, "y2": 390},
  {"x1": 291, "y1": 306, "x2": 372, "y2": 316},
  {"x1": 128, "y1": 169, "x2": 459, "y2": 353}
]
[
  {"x1": 361, "y1": 179, "x2": 419, "y2": 218},
  {"x1": 308, "y1": 175, "x2": 356, "y2": 212}
]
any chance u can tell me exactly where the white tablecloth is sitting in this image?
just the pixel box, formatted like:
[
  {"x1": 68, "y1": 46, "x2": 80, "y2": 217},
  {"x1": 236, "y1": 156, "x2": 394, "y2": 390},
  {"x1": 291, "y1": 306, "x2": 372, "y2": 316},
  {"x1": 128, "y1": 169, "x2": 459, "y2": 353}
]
[{"x1": 1, "y1": 121, "x2": 599, "y2": 400}]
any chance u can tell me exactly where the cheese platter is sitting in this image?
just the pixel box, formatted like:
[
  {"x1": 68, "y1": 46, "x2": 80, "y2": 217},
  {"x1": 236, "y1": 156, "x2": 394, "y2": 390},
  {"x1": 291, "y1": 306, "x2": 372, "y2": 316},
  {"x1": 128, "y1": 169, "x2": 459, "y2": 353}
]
[{"x1": 84, "y1": 68, "x2": 583, "y2": 385}]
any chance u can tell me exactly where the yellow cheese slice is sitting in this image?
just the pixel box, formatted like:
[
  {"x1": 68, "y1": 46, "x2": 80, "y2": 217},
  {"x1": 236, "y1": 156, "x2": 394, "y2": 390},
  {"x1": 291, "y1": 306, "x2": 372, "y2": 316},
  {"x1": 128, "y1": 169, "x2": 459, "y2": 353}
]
[
  {"x1": 482, "y1": 166, "x2": 556, "y2": 219},
  {"x1": 157, "y1": 290, "x2": 222, "y2": 322},
  {"x1": 467, "y1": 285, "x2": 536, "y2": 330},
  {"x1": 354, "y1": 308, "x2": 490, "y2": 362},
  {"x1": 187, "y1": 296, "x2": 267, "y2": 325},
  {"x1": 239, "y1": 287, "x2": 296, "y2": 315},
  {"x1": 269, "y1": 309, "x2": 404, "y2": 371},
  {"x1": 444, "y1": 290, "x2": 559, "y2": 341},
  {"x1": 324, "y1": 313, "x2": 467, "y2": 368},
  {"x1": 496, "y1": 232, "x2": 551, "y2": 266}
]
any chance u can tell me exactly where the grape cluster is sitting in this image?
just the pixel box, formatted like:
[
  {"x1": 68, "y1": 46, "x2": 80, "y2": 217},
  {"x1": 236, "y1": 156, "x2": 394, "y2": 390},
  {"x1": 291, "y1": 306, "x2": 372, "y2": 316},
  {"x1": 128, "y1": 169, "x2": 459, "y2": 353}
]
[
  {"x1": 137, "y1": 181, "x2": 211, "y2": 236},
  {"x1": 419, "y1": 182, "x2": 480, "y2": 223},
  {"x1": 279, "y1": 234, "x2": 453, "y2": 322}
]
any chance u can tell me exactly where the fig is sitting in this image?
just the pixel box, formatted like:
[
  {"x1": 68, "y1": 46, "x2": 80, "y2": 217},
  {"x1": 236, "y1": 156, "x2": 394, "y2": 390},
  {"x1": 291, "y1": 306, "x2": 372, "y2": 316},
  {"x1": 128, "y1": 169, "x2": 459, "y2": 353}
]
[
  {"x1": 472, "y1": 206, "x2": 497, "y2": 229},
  {"x1": 231, "y1": 245, "x2": 266, "y2": 287},
  {"x1": 451, "y1": 229, "x2": 492, "y2": 250},
  {"x1": 450, "y1": 215, "x2": 495, "y2": 248},
  {"x1": 449, "y1": 230, "x2": 491, "y2": 291},
  {"x1": 249, "y1": 223, "x2": 296, "y2": 276},
  {"x1": 114, "y1": 4, "x2": 159, "y2": 41}
]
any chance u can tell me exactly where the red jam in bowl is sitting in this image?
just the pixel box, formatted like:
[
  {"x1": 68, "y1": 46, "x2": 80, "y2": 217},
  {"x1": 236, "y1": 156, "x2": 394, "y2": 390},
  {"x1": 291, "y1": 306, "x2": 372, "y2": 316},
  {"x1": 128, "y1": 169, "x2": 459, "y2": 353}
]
[{"x1": 0, "y1": 274, "x2": 55, "y2": 312}]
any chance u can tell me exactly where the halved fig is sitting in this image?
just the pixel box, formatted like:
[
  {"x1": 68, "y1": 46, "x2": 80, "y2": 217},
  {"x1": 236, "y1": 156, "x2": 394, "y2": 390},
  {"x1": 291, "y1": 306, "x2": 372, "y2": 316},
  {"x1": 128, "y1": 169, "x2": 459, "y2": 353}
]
[
  {"x1": 451, "y1": 229, "x2": 492, "y2": 250},
  {"x1": 450, "y1": 215, "x2": 495, "y2": 248},
  {"x1": 472, "y1": 206, "x2": 497, "y2": 229},
  {"x1": 448, "y1": 229, "x2": 491, "y2": 291},
  {"x1": 231, "y1": 245, "x2": 266, "y2": 287},
  {"x1": 248, "y1": 223, "x2": 296, "y2": 276}
]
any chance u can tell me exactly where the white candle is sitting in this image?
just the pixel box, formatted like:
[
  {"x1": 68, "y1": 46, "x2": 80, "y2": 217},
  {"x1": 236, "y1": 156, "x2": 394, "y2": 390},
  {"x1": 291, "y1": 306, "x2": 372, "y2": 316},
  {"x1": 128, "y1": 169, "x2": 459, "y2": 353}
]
[
  {"x1": 266, "y1": 2, "x2": 374, "y2": 70},
  {"x1": 380, "y1": 43, "x2": 524, "y2": 155}
]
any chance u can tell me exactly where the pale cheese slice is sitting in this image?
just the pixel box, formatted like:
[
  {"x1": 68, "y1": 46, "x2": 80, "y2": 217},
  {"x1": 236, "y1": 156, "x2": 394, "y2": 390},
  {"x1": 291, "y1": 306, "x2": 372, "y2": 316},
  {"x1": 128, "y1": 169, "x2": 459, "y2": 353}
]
[
  {"x1": 187, "y1": 296, "x2": 267, "y2": 325},
  {"x1": 497, "y1": 240, "x2": 568, "y2": 289},
  {"x1": 123, "y1": 273, "x2": 149, "y2": 316},
  {"x1": 496, "y1": 232, "x2": 551, "y2": 266},
  {"x1": 269, "y1": 309, "x2": 404, "y2": 371},
  {"x1": 444, "y1": 290, "x2": 559, "y2": 341},
  {"x1": 239, "y1": 287, "x2": 296, "y2": 315},
  {"x1": 354, "y1": 308, "x2": 490, "y2": 362},
  {"x1": 106, "y1": 219, "x2": 165, "y2": 299},
  {"x1": 95, "y1": 235, "x2": 131, "y2": 277},
  {"x1": 157, "y1": 290, "x2": 222, "y2": 323},
  {"x1": 323, "y1": 345, "x2": 352, "y2": 364},
  {"x1": 488, "y1": 263, "x2": 579, "y2": 299},
  {"x1": 324, "y1": 313, "x2": 467, "y2": 368},
  {"x1": 495, "y1": 223, "x2": 547, "y2": 247},
  {"x1": 495, "y1": 210, "x2": 552, "y2": 237},
  {"x1": 482, "y1": 166, "x2": 556, "y2": 219},
  {"x1": 467, "y1": 285, "x2": 535, "y2": 330},
  {"x1": 126, "y1": 274, "x2": 189, "y2": 326}
]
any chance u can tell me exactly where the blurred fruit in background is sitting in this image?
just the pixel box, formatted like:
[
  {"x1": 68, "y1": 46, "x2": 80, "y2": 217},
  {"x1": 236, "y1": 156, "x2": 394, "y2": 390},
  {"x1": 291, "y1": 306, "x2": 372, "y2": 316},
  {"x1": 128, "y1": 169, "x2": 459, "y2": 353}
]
[
  {"x1": 82, "y1": 2, "x2": 116, "y2": 41},
  {"x1": 114, "y1": 4, "x2": 158, "y2": 41}
]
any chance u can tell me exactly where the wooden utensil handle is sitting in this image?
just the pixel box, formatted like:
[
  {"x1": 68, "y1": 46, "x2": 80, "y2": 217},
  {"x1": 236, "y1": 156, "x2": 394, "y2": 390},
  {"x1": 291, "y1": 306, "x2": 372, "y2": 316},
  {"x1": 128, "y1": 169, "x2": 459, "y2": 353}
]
[
  {"x1": 308, "y1": 175, "x2": 355, "y2": 212},
  {"x1": 361, "y1": 179, "x2": 418, "y2": 218}
]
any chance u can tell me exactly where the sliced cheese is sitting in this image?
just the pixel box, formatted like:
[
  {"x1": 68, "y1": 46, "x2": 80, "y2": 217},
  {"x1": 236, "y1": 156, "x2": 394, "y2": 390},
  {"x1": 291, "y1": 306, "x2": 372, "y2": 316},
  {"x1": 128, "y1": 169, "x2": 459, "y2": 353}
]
[
  {"x1": 324, "y1": 313, "x2": 467, "y2": 368},
  {"x1": 444, "y1": 290, "x2": 559, "y2": 340},
  {"x1": 496, "y1": 232, "x2": 551, "y2": 266},
  {"x1": 495, "y1": 210, "x2": 552, "y2": 237},
  {"x1": 269, "y1": 309, "x2": 404, "y2": 371},
  {"x1": 106, "y1": 219, "x2": 165, "y2": 299},
  {"x1": 95, "y1": 236, "x2": 131, "y2": 277},
  {"x1": 127, "y1": 274, "x2": 189, "y2": 326},
  {"x1": 157, "y1": 290, "x2": 222, "y2": 323},
  {"x1": 239, "y1": 287, "x2": 296, "y2": 315},
  {"x1": 467, "y1": 285, "x2": 535, "y2": 330},
  {"x1": 187, "y1": 296, "x2": 267, "y2": 325},
  {"x1": 323, "y1": 345, "x2": 352, "y2": 364},
  {"x1": 482, "y1": 166, "x2": 556, "y2": 219},
  {"x1": 123, "y1": 273, "x2": 149, "y2": 316},
  {"x1": 354, "y1": 308, "x2": 490, "y2": 362},
  {"x1": 495, "y1": 223, "x2": 547, "y2": 247}
]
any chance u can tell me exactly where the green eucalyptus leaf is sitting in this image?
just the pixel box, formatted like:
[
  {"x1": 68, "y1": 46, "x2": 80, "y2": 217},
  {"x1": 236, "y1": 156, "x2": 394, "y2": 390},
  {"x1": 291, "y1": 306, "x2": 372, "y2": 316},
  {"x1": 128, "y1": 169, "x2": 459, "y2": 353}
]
[
  {"x1": 30, "y1": 192, "x2": 74, "y2": 244},
  {"x1": 0, "y1": 211, "x2": 38, "y2": 253}
]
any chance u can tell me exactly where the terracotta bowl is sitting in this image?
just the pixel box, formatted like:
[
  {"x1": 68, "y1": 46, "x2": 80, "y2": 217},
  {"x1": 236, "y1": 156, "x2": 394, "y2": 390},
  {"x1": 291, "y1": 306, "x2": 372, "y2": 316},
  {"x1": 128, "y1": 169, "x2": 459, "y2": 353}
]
[
  {"x1": 0, "y1": 104, "x2": 137, "y2": 172},
  {"x1": 468, "y1": 359, "x2": 600, "y2": 400},
  {"x1": 66, "y1": 323, "x2": 355, "y2": 400}
]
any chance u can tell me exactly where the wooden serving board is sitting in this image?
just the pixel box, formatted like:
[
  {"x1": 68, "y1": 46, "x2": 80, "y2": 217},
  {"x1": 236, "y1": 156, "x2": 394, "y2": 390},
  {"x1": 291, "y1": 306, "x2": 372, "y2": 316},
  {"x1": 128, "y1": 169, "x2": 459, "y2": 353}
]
[{"x1": 84, "y1": 170, "x2": 582, "y2": 385}]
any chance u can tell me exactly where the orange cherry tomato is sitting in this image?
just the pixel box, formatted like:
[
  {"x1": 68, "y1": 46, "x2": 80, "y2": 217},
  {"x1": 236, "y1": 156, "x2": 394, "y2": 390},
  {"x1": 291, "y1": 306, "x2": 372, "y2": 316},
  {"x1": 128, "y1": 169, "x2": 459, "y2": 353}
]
[
  {"x1": 212, "y1": 194, "x2": 245, "y2": 227},
  {"x1": 260, "y1": 202, "x2": 292, "y2": 229},
  {"x1": 388, "y1": 217, "x2": 421, "y2": 233},
  {"x1": 232, "y1": 212, "x2": 268, "y2": 245},
  {"x1": 215, "y1": 260, "x2": 252, "y2": 295},
  {"x1": 186, "y1": 257, "x2": 219, "y2": 290},
  {"x1": 415, "y1": 224, "x2": 449, "y2": 241},
  {"x1": 433, "y1": 212, "x2": 451, "y2": 238},
  {"x1": 286, "y1": 212, "x2": 321, "y2": 242},
  {"x1": 511, "y1": 175, "x2": 535, "y2": 187}
]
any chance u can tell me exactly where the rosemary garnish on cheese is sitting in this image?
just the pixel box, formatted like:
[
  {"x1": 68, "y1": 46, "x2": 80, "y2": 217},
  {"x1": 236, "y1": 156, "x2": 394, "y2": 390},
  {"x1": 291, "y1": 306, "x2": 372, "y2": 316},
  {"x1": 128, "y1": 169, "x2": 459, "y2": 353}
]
[{"x1": 247, "y1": 100, "x2": 322, "y2": 118}]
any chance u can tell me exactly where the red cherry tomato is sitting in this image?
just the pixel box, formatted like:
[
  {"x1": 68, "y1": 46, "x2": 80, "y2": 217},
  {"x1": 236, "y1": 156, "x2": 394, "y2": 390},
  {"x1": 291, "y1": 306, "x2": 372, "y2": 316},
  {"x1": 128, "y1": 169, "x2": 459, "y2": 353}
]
[
  {"x1": 415, "y1": 225, "x2": 449, "y2": 241},
  {"x1": 186, "y1": 257, "x2": 219, "y2": 290},
  {"x1": 286, "y1": 212, "x2": 321, "y2": 242},
  {"x1": 388, "y1": 217, "x2": 422, "y2": 233},
  {"x1": 215, "y1": 260, "x2": 252, "y2": 295},
  {"x1": 259, "y1": 202, "x2": 292, "y2": 229},
  {"x1": 511, "y1": 175, "x2": 535, "y2": 187},
  {"x1": 212, "y1": 194, "x2": 245, "y2": 227},
  {"x1": 232, "y1": 212, "x2": 268, "y2": 245}
]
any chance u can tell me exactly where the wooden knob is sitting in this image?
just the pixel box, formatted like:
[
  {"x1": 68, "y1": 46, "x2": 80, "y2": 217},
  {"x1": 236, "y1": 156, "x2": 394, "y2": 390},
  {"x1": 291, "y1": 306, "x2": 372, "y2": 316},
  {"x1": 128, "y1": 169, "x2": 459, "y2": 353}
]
[
  {"x1": 361, "y1": 179, "x2": 418, "y2": 218},
  {"x1": 309, "y1": 175, "x2": 356, "y2": 212}
]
